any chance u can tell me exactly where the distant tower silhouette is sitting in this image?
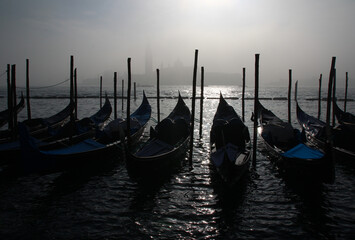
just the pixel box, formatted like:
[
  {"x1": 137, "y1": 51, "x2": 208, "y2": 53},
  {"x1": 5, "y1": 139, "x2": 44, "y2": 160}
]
[{"x1": 145, "y1": 44, "x2": 153, "y2": 76}]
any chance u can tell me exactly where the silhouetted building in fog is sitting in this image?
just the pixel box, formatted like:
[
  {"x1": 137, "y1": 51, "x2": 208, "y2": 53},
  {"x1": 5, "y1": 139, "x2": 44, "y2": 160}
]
[{"x1": 81, "y1": 50, "x2": 242, "y2": 86}]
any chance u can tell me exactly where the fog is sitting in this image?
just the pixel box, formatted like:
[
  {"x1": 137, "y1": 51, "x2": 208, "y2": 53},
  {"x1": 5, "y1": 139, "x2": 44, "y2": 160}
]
[{"x1": 1, "y1": 0, "x2": 355, "y2": 88}]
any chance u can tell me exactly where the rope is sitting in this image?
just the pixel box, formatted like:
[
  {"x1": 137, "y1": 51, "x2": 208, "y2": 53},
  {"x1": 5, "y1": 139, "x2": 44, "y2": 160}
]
[
  {"x1": 150, "y1": 117, "x2": 158, "y2": 123},
  {"x1": 17, "y1": 78, "x2": 70, "y2": 90},
  {"x1": 0, "y1": 70, "x2": 69, "y2": 89},
  {"x1": 150, "y1": 117, "x2": 199, "y2": 123}
]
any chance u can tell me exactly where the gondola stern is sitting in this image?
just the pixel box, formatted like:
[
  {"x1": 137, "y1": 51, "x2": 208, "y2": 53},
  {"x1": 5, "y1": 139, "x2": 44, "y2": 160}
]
[{"x1": 142, "y1": 90, "x2": 149, "y2": 106}]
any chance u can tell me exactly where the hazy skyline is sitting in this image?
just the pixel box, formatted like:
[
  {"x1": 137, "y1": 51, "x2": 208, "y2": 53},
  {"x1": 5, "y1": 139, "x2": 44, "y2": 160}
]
[{"x1": 1, "y1": 0, "x2": 354, "y2": 88}]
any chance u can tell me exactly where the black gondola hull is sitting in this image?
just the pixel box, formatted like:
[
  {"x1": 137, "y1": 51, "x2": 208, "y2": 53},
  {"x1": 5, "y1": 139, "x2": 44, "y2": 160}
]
[
  {"x1": 209, "y1": 94, "x2": 252, "y2": 185},
  {"x1": 210, "y1": 144, "x2": 251, "y2": 185},
  {"x1": 127, "y1": 93, "x2": 191, "y2": 179}
]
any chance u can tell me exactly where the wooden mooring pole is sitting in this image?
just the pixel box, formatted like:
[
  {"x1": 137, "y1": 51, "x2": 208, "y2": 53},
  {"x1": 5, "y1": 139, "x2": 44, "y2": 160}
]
[
  {"x1": 318, "y1": 74, "x2": 322, "y2": 119},
  {"x1": 100, "y1": 76, "x2": 103, "y2": 108},
  {"x1": 295, "y1": 81, "x2": 298, "y2": 102},
  {"x1": 189, "y1": 49, "x2": 198, "y2": 167},
  {"x1": 11, "y1": 64, "x2": 17, "y2": 138},
  {"x1": 242, "y1": 67, "x2": 246, "y2": 122},
  {"x1": 114, "y1": 72, "x2": 117, "y2": 119},
  {"x1": 70, "y1": 56, "x2": 75, "y2": 125},
  {"x1": 74, "y1": 68, "x2": 78, "y2": 119},
  {"x1": 127, "y1": 58, "x2": 132, "y2": 149},
  {"x1": 199, "y1": 66, "x2": 204, "y2": 138},
  {"x1": 332, "y1": 69, "x2": 336, "y2": 127},
  {"x1": 26, "y1": 59, "x2": 31, "y2": 120},
  {"x1": 122, "y1": 79, "x2": 124, "y2": 113},
  {"x1": 134, "y1": 82, "x2": 136, "y2": 101},
  {"x1": 288, "y1": 69, "x2": 292, "y2": 124},
  {"x1": 157, "y1": 69, "x2": 160, "y2": 123},
  {"x1": 344, "y1": 72, "x2": 348, "y2": 112},
  {"x1": 252, "y1": 54, "x2": 260, "y2": 167},
  {"x1": 7, "y1": 64, "x2": 13, "y2": 131}
]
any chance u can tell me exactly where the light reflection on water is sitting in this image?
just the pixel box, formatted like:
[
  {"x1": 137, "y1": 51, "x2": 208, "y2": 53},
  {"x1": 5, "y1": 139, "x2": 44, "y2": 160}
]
[{"x1": 0, "y1": 85, "x2": 354, "y2": 239}]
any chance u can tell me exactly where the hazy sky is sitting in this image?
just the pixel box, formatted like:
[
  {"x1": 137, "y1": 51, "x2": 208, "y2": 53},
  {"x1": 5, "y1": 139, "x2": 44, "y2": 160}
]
[{"x1": 1, "y1": 0, "x2": 354, "y2": 87}]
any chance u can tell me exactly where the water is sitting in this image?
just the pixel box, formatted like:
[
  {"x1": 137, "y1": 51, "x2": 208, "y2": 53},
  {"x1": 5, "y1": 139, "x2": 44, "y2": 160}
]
[{"x1": 0, "y1": 85, "x2": 354, "y2": 239}]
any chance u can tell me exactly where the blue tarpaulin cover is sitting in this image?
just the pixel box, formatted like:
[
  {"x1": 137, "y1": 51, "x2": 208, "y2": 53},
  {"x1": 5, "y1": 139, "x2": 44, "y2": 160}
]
[
  {"x1": 211, "y1": 143, "x2": 241, "y2": 167},
  {"x1": 44, "y1": 139, "x2": 105, "y2": 155},
  {"x1": 281, "y1": 143, "x2": 324, "y2": 159}
]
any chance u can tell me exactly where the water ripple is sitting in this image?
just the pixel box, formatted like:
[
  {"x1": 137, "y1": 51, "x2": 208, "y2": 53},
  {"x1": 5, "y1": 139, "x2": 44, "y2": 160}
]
[{"x1": 0, "y1": 85, "x2": 354, "y2": 239}]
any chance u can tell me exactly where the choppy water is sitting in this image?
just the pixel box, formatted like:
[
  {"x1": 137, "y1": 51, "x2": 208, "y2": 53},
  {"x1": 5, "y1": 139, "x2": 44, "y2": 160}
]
[{"x1": 0, "y1": 85, "x2": 354, "y2": 239}]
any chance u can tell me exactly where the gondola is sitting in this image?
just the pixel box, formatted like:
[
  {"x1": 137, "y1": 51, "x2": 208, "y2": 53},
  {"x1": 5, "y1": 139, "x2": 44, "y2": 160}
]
[
  {"x1": 22, "y1": 101, "x2": 75, "y2": 139},
  {"x1": 296, "y1": 98, "x2": 355, "y2": 164},
  {"x1": 333, "y1": 99, "x2": 355, "y2": 126},
  {"x1": 18, "y1": 92, "x2": 151, "y2": 175},
  {"x1": 0, "y1": 94, "x2": 25, "y2": 128},
  {"x1": 0, "y1": 100, "x2": 75, "y2": 143},
  {"x1": 127, "y1": 93, "x2": 191, "y2": 176},
  {"x1": 332, "y1": 100, "x2": 355, "y2": 163},
  {"x1": 0, "y1": 95, "x2": 112, "y2": 165},
  {"x1": 332, "y1": 100, "x2": 355, "y2": 162},
  {"x1": 257, "y1": 100, "x2": 333, "y2": 181},
  {"x1": 43, "y1": 95, "x2": 112, "y2": 142},
  {"x1": 209, "y1": 93, "x2": 251, "y2": 185}
]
